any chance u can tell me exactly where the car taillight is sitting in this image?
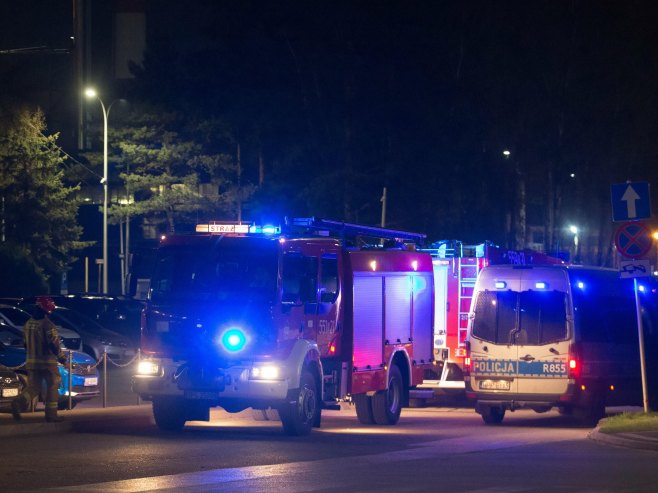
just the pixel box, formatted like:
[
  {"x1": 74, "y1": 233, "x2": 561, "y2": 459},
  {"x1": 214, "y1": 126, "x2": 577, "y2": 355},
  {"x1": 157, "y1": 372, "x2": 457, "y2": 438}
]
[
  {"x1": 568, "y1": 343, "x2": 580, "y2": 379},
  {"x1": 463, "y1": 341, "x2": 471, "y2": 376}
]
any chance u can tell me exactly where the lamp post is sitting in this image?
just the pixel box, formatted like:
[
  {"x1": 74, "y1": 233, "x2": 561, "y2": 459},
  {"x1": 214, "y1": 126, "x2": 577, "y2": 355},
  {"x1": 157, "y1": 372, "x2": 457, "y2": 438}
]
[
  {"x1": 652, "y1": 231, "x2": 658, "y2": 275},
  {"x1": 84, "y1": 88, "x2": 109, "y2": 294},
  {"x1": 569, "y1": 225, "x2": 579, "y2": 263}
]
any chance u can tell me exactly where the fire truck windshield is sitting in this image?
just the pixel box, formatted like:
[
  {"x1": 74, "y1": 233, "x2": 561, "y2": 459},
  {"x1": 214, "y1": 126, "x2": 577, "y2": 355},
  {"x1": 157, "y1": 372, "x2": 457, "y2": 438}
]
[{"x1": 150, "y1": 242, "x2": 278, "y2": 303}]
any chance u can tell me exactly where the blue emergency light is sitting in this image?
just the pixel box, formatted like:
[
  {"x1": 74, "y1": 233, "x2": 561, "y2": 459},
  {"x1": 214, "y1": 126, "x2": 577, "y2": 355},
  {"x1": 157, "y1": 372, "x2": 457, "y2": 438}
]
[{"x1": 221, "y1": 328, "x2": 247, "y2": 353}]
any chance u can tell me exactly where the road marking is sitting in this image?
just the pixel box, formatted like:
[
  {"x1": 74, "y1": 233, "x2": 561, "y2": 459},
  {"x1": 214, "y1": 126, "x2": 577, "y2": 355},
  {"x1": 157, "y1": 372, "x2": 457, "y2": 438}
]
[{"x1": 47, "y1": 428, "x2": 586, "y2": 492}]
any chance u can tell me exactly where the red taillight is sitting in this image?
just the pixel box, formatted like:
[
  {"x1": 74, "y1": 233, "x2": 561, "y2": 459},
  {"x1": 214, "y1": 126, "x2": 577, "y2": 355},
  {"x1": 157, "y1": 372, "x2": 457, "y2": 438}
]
[{"x1": 568, "y1": 343, "x2": 580, "y2": 378}]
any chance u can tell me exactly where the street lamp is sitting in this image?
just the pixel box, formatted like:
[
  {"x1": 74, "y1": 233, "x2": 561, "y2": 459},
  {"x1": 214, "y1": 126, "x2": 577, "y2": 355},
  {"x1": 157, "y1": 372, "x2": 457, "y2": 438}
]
[
  {"x1": 569, "y1": 225, "x2": 579, "y2": 262},
  {"x1": 84, "y1": 88, "x2": 109, "y2": 294},
  {"x1": 651, "y1": 231, "x2": 658, "y2": 276}
]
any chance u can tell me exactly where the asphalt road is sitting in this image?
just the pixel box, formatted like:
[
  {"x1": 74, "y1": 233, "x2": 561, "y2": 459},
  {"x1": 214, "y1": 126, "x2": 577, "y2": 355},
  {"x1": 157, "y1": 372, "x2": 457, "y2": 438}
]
[{"x1": 2, "y1": 399, "x2": 657, "y2": 492}]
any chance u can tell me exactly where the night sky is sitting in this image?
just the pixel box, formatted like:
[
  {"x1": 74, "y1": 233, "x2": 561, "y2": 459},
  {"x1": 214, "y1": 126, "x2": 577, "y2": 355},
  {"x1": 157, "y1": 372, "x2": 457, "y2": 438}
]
[{"x1": 2, "y1": 1, "x2": 658, "y2": 266}]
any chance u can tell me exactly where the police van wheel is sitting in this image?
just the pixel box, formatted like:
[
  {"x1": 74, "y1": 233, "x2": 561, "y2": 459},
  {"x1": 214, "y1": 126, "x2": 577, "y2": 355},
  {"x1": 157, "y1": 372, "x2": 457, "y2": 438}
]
[
  {"x1": 481, "y1": 405, "x2": 505, "y2": 425},
  {"x1": 574, "y1": 400, "x2": 605, "y2": 426},
  {"x1": 372, "y1": 365, "x2": 403, "y2": 425},
  {"x1": 279, "y1": 369, "x2": 319, "y2": 436},
  {"x1": 353, "y1": 393, "x2": 375, "y2": 424},
  {"x1": 153, "y1": 397, "x2": 187, "y2": 431}
]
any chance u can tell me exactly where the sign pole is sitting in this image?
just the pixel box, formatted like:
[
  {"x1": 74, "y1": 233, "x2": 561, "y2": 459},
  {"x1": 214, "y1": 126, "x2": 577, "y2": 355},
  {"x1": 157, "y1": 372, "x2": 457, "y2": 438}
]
[{"x1": 634, "y1": 278, "x2": 650, "y2": 413}]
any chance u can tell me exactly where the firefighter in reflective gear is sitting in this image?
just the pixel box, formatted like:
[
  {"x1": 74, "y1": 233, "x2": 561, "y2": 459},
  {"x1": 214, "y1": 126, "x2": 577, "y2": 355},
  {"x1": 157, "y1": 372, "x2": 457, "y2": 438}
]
[{"x1": 11, "y1": 296, "x2": 67, "y2": 422}]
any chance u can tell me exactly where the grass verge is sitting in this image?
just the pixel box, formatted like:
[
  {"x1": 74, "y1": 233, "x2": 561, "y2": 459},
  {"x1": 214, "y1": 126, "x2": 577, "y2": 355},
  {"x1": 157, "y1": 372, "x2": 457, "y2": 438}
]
[{"x1": 598, "y1": 411, "x2": 658, "y2": 434}]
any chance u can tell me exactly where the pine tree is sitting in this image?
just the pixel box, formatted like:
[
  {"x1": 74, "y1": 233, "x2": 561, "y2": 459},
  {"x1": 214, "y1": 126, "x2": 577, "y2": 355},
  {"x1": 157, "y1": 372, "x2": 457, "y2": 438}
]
[
  {"x1": 0, "y1": 107, "x2": 88, "y2": 286},
  {"x1": 84, "y1": 109, "x2": 247, "y2": 235}
]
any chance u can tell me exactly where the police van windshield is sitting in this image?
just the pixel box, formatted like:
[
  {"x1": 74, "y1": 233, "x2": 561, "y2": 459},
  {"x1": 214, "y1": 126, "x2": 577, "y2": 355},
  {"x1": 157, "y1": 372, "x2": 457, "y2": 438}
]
[
  {"x1": 150, "y1": 243, "x2": 278, "y2": 303},
  {"x1": 471, "y1": 290, "x2": 568, "y2": 345}
]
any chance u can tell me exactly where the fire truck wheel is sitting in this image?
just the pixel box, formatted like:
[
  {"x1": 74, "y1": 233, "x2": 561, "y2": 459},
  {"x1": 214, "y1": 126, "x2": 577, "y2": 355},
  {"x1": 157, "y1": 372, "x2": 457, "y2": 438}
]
[
  {"x1": 153, "y1": 397, "x2": 187, "y2": 431},
  {"x1": 480, "y1": 405, "x2": 505, "y2": 425},
  {"x1": 372, "y1": 365, "x2": 403, "y2": 425},
  {"x1": 279, "y1": 369, "x2": 319, "y2": 436},
  {"x1": 353, "y1": 393, "x2": 375, "y2": 424}
]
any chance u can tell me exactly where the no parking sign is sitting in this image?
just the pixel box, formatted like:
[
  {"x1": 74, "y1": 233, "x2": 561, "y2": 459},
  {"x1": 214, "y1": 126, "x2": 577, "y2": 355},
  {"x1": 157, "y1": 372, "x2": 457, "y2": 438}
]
[{"x1": 614, "y1": 221, "x2": 653, "y2": 259}]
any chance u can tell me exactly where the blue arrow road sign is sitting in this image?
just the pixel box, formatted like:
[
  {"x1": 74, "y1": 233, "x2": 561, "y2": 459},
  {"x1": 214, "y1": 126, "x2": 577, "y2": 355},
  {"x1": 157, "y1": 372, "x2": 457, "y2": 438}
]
[{"x1": 611, "y1": 182, "x2": 651, "y2": 222}]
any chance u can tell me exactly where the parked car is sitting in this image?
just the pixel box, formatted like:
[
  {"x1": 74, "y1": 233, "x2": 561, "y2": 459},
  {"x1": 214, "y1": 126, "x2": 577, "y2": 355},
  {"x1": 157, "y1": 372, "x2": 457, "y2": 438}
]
[
  {"x1": 0, "y1": 367, "x2": 22, "y2": 410},
  {"x1": 19, "y1": 295, "x2": 144, "y2": 346},
  {"x1": 0, "y1": 304, "x2": 83, "y2": 351},
  {"x1": 0, "y1": 323, "x2": 99, "y2": 409},
  {"x1": 38, "y1": 306, "x2": 137, "y2": 364}
]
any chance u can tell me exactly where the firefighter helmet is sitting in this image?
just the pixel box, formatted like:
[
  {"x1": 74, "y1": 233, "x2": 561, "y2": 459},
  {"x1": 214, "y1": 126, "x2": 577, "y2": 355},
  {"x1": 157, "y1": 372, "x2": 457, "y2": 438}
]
[{"x1": 36, "y1": 296, "x2": 56, "y2": 315}]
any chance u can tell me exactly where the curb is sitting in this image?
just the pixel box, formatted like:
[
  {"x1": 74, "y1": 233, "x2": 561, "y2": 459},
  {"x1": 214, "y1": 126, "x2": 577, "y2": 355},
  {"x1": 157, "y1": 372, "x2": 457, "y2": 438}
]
[
  {"x1": 0, "y1": 420, "x2": 73, "y2": 437},
  {"x1": 589, "y1": 425, "x2": 658, "y2": 452},
  {"x1": 0, "y1": 406, "x2": 281, "y2": 437},
  {"x1": 0, "y1": 405, "x2": 154, "y2": 437}
]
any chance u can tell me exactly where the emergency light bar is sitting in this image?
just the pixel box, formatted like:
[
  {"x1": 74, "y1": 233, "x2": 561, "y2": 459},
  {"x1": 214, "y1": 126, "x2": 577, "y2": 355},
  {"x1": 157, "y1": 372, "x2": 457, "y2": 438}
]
[{"x1": 196, "y1": 222, "x2": 281, "y2": 235}]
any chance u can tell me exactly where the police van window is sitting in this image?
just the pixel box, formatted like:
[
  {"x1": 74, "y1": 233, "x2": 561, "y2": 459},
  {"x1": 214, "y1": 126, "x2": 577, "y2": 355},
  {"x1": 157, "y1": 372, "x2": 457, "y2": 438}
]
[
  {"x1": 518, "y1": 291, "x2": 568, "y2": 344},
  {"x1": 471, "y1": 290, "x2": 517, "y2": 344},
  {"x1": 572, "y1": 279, "x2": 638, "y2": 344},
  {"x1": 320, "y1": 255, "x2": 338, "y2": 303}
]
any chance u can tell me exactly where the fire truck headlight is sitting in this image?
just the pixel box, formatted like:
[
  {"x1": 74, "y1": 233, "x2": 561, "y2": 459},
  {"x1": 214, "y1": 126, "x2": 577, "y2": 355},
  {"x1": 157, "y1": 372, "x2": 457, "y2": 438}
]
[
  {"x1": 250, "y1": 365, "x2": 281, "y2": 380},
  {"x1": 220, "y1": 328, "x2": 248, "y2": 353},
  {"x1": 137, "y1": 360, "x2": 160, "y2": 376}
]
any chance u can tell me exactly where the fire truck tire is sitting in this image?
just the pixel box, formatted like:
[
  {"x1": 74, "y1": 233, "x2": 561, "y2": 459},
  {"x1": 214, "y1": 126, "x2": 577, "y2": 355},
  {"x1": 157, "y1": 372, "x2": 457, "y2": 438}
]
[
  {"x1": 153, "y1": 397, "x2": 188, "y2": 431},
  {"x1": 372, "y1": 365, "x2": 403, "y2": 425},
  {"x1": 279, "y1": 369, "x2": 319, "y2": 436},
  {"x1": 480, "y1": 405, "x2": 505, "y2": 425},
  {"x1": 353, "y1": 393, "x2": 375, "y2": 424}
]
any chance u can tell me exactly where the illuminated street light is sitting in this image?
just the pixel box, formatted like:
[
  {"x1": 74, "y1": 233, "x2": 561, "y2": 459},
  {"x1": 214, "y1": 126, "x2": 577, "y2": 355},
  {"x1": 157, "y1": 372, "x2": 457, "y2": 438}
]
[
  {"x1": 569, "y1": 225, "x2": 579, "y2": 262},
  {"x1": 653, "y1": 231, "x2": 658, "y2": 275},
  {"x1": 502, "y1": 149, "x2": 511, "y2": 157},
  {"x1": 84, "y1": 88, "x2": 109, "y2": 294}
]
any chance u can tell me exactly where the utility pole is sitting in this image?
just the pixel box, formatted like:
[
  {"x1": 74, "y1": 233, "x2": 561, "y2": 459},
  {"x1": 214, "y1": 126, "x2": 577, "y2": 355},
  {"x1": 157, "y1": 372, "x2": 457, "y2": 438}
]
[{"x1": 380, "y1": 187, "x2": 387, "y2": 228}]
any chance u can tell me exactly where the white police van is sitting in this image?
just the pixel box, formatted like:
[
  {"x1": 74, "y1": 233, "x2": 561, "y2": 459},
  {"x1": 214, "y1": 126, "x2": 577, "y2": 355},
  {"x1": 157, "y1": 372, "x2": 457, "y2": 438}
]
[{"x1": 465, "y1": 264, "x2": 644, "y2": 424}]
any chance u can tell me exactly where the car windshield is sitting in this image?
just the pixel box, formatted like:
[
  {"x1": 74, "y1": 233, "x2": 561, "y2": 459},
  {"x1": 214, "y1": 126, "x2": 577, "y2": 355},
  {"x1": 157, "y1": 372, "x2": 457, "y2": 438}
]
[
  {"x1": 50, "y1": 309, "x2": 106, "y2": 334},
  {"x1": 471, "y1": 290, "x2": 568, "y2": 345},
  {"x1": 0, "y1": 307, "x2": 30, "y2": 326},
  {"x1": 0, "y1": 327, "x2": 23, "y2": 346},
  {"x1": 150, "y1": 241, "x2": 278, "y2": 303}
]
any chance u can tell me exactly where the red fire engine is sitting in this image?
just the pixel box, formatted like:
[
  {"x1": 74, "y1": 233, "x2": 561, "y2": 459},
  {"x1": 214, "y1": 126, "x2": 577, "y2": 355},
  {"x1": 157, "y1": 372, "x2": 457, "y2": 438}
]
[
  {"x1": 415, "y1": 241, "x2": 564, "y2": 398},
  {"x1": 133, "y1": 218, "x2": 435, "y2": 435}
]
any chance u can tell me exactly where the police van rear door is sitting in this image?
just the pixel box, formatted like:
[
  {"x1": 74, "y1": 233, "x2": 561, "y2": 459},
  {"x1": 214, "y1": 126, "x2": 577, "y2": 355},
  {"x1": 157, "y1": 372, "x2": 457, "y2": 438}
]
[
  {"x1": 469, "y1": 268, "x2": 521, "y2": 394},
  {"x1": 513, "y1": 274, "x2": 570, "y2": 396}
]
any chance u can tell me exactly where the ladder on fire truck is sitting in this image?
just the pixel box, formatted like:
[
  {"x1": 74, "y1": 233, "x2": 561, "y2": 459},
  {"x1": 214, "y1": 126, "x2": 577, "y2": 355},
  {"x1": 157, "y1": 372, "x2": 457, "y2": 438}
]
[
  {"x1": 456, "y1": 244, "x2": 481, "y2": 359},
  {"x1": 286, "y1": 217, "x2": 427, "y2": 245},
  {"x1": 411, "y1": 241, "x2": 489, "y2": 400}
]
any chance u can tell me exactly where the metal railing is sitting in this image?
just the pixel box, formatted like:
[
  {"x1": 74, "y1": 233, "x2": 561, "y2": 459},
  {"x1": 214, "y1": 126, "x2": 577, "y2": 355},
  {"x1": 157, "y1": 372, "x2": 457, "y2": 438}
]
[{"x1": 1, "y1": 348, "x2": 141, "y2": 410}]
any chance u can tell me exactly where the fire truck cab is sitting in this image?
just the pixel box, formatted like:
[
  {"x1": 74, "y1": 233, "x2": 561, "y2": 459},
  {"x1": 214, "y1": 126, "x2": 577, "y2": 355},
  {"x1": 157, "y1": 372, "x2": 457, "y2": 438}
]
[{"x1": 133, "y1": 218, "x2": 434, "y2": 435}]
